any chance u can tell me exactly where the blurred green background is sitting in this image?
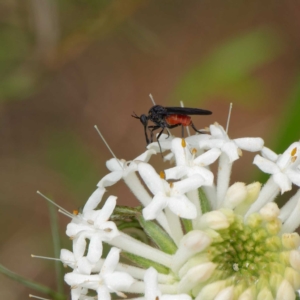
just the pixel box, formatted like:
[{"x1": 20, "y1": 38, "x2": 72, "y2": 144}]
[{"x1": 1, "y1": 0, "x2": 300, "y2": 299}]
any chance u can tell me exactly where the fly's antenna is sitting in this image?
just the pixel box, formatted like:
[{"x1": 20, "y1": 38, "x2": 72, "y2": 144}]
[
  {"x1": 149, "y1": 93, "x2": 156, "y2": 105},
  {"x1": 131, "y1": 112, "x2": 140, "y2": 119},
  {"x1": 94, "y1": 125, "x2": 123, "y2": 169},
  {"x1": 180, "y1": 100, "x2": 191, "y2": 136},
  {"x1": 226, "y1": 103, "x2": 233, "y2": 134}
]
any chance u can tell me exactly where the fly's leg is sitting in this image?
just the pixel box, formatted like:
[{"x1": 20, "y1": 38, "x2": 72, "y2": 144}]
[
  {"x1": 190, "y1": 121, "x2": 209, "y2": 134},
  {"x1": 148, "y1": 125, "x2": 161, "y2": 144}
]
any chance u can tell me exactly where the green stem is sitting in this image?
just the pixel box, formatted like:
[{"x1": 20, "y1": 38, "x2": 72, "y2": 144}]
[
  {"x1": 48, "y1": 203, "x2": 64, "y2": 295},
  {"x1": 199, "y1": 187, "x2": 211, "y2": 213},
  {"x1": 181, "y1": 218, "x2": 193, "y2": 233},
  {"x1": 0, "y1": 264, "x2": 66, "y2": 300}
]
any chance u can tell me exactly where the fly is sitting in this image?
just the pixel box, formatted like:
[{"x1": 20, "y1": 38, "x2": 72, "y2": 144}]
[{"x1": 132, "y1": 105, "x2": 212, "y2": 153}]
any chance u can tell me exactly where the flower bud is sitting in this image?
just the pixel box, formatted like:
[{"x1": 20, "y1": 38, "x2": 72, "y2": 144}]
[
  {"x1": 282, "y1": 233, "x2": 300, "y2": 249},
  {"x1": 259, "y1": 202, "x2": 280, "y2": 221},
  {"x1": 198, "y1": 211, "x2": 229, "y2": 230}
]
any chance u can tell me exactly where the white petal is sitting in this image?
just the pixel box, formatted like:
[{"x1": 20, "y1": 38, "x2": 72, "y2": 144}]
[
  {"x1": 261, "y1": 146, "x2": 278, "y2": 161},
  {"x1": 134, "y1": 149, "x2": 156, "y2": 162},
  {"x1": 163, "y1": 152, "x2": 175, "y2": 162},
  {"x1": 70, "y1": 287, "x2": 82, "y2": 300},
  {"x1": 94, "y1": 196, "x2": 117, "y2": 226},
  {"x1": 286, "y1": 169, "x2": 300, "y2": 187},
  {"x1": 199, "y1": 139, "x2": 225, "y2": 150},
  {"x1": 65, "y1": 272, "x2": 90, "y2": 286},
  {"x1": 171, "y1": 138, "x2": 192, "y2": 166},
  {"x1": 173, "y1": 174, "x2": 204, "y2": 195},
  {"x1": 168, "y1": 195, "x2": 197, "y2": 219},
  {"x1": 143, "y1": 193, "x2": 169, "y2": 220},
  {"x1": 138, "y1": 163, "x2": 165, "y2": 195},
  {"x1": 234, "y1": 137, "x2": 264, "y2": 152},
  {"x1": 193, "y1": 148, "x2": 221, "y2": 166},
  {"x1": 144, "y1": 267, "x2": 160, "y2": 299},
  {"x1": 83, "y1": 188, "x2": 106, "y2": 212},
  {"x1": 186, "y1": 134, "x2": 210, "y2": 146},
  {"x1": 60, "y1": 249, "x2": 75, "y2": 264},
  {"x1": 277, "y1": 142, "x2": 300, "y2": 170},
  {"x1": 77, "y1": 257, "x2": 94, "y2": 275},
  {"x1": 97, "y1": 171, "x2": 123, "y2": 188},
  {"x1": 73, "y1": 235, "x2": 87, "y2": 258},
  {"x1": 101, "y1": 247, "x2": 120, "y2": 276},
  {"x1": 106, "y1": 158, "x2": 123, "y2": 171},
  {"x1": 98, "y1": 221, "x2": 120, "y2": 241},
  {"x1": 222, "y1": 141, "x2": 239, "y2": 162},
  {"x1": 96, "y1": 285, "x2": 111, "y2": 300},
  {"x1": 210, "y1": 124, "x2": 226, "y2": 137},
  {"x1": 253, "y1": 155, "x2": 280, "y2": 174},
  {"x1": 165, "y1": 165, "x2": 188, "y2": 180},
  {"x1": 187, "y1": 166, "x2": 214, "y2": 186},
  {"x1": 273, "y1": 172, "x2": 292, "y2": 193},
  {"x1": 87, "y1": 234, "x2": 103, "y2": 263},
  {"x1": 105, "y1": 271, "x2": 135, "y2": 291}
]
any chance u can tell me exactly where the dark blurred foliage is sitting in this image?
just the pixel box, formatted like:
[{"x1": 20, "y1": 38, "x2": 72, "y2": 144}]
[{"x1": 1, "y1": 0, "x2": 300, "y2": 299}]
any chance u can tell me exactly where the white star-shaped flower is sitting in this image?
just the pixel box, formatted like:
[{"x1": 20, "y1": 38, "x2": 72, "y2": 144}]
[
  {"x1": 138, "y1": 162, "x2": 204, "y2": 220},
  {"x1": 164, "y1": 138, "x2": 220, "y2": 185},
  {"x1": 199, "y1": 123, "x2": 264, "y2": 162},
  {"x1": 65, "y1": 247, "x2": 135, "y2": 300},
  {"x1": 253, "y1": 142, "x2": 300, "y2": 193},
  {"x1": 97, "y1": 149, "x2": 156, "y2": 189},
  {"x1": 66, "y1": 195, "x2": 119, "y2": 264}
]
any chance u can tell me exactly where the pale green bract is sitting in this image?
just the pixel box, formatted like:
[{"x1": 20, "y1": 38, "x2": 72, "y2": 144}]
[{"x1": 61, "y1": 123, "x2": 300, "y2": 300}]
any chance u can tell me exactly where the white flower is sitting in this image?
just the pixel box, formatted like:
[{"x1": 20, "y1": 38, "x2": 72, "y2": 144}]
[
  {"x1": 138, "y1": 162, "x2": 204, "y2": 219},
  {"x1": 199, "y1": 122, "x2": 264, "y2": 162},
  {"x1": 60, "y1": 119, "x2": 300, "y2": 300},
  {"x1": 164, "y1": 138, "x2": 219, "y2": 185},
  {"x1": 65, "y1": 247, "x2": 135, "y2": 300},
  {"x1": 97, "y1": 149, "x2": 156, "y2": 188},
  {"x1": 253, "y1": 142, "x2": 300, "y2": 193},
  {"x1": 66, "y1": 195, "x2": 119, "y2": 264}
]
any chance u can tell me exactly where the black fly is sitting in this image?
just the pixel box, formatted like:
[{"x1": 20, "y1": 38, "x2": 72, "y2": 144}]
[{"x1": 132, "y1": 105, "x2": 212, "y2": 153}]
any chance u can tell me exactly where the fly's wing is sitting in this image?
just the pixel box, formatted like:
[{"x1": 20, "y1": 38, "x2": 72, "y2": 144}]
[{"x1": 165, "y1": 107, "x2": 212, "y2": 115}]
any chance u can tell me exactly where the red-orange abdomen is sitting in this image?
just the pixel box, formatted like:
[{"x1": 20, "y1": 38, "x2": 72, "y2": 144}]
[{"x1": 165, "y1": 114, "x2": 191, "y2": 126}]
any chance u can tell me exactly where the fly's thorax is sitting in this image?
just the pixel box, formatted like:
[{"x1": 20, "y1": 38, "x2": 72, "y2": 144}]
[{"x1": 148, "y1": 105, "x2": 168, "y2": 124}]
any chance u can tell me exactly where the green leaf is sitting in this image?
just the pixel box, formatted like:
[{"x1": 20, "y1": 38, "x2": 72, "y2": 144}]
[
  {"x1": 121, "y1": 252, "x2": 170, "y2": 275},
  {"x1": 173, "y1": 29, "x2": 283, "y2": 107},
  {"x1": 272, "y1": 75, "x2": 300, "y2": 153},
  {"x1": 137, "y1": 215, "x2": 177, "y2": 255}
]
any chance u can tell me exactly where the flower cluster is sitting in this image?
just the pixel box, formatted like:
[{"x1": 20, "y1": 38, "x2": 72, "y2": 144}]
[{"x1": 61, "y1": 122, "x2": 300, "y2": 300}]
